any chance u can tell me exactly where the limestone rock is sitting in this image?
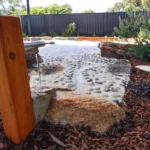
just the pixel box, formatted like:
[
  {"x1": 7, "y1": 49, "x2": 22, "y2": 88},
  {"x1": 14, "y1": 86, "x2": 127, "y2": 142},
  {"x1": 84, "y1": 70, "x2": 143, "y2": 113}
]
[
  {"x1": 47, "y1": 94, "x2": 125, "y2": 133},
  {"x1": 32, "y1": 87, "x2": 56, "y2": 123}
]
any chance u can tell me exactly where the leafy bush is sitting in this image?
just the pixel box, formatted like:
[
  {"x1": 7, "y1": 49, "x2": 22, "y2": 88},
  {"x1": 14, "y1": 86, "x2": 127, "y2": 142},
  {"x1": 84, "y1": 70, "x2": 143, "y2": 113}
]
[
  {"x1": 126, "y1": 41, "x2": 150, "y2": 61},
  {"x1": 63, "y1": 22, "x2": 76, "y2": 37},
  {"x1": 49, "y1": 30, "x2": 57, "y2": 37},
  {"x1": 22, "y1": 32, "x2": 27, "y2": 38},
  {"x1": 92, "y1": 33, "x2": 96, "y2": 37},
  {"x1": 114, "y1": 12, "x2": 150, "y2": 42},
  {"x1": 40, "y1": 32, "x2": 46, "y2": 36},
  {"x1": 114, "y1": 11, "x2": 150, "y2": 61}
]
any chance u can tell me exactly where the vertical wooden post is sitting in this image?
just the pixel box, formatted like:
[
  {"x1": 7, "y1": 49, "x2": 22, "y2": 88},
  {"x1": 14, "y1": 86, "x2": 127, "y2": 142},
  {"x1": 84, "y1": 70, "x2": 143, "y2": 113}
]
[{"x1": 0, "y1": 16, "x2": 35, "y2": 144}]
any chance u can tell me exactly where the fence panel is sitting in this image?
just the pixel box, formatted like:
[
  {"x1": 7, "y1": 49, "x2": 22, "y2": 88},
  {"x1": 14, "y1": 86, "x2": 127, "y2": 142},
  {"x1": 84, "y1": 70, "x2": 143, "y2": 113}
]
[{"x1": 21, "y1": 12, "x2": 150, "y2": 37}]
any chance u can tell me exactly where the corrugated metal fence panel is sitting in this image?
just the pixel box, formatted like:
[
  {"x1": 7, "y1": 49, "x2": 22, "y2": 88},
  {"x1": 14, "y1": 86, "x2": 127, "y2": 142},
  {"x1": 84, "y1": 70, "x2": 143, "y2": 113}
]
[
  {"x1": 20, "y1": 12, "x2": 150, "y2": 37},
  {"x1": 21, "y1": 16, "x2": 27, "y2": 35}
]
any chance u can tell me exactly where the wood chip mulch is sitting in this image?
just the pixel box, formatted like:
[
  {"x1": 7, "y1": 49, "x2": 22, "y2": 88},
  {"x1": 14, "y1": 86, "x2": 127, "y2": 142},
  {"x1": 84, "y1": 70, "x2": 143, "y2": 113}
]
[{"x1": 0, "y1": 57, "x2": 150, "y2": 150}]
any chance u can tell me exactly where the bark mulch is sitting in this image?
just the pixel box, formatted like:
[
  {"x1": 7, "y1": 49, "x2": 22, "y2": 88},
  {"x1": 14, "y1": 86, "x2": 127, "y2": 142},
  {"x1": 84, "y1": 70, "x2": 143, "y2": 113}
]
[{"x1": 0, "y1": 58, "x2": 150, "y2": 150}]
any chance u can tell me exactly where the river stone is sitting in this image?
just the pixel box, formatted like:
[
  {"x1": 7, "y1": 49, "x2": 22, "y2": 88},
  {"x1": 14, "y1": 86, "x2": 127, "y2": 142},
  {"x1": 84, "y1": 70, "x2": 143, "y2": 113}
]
[
  {"x1": 113, "y1": 94, "x2": 121, "y2": 98},
  {"x1": 93, "y1": 90, "x2": 101, "y2": 93},
  {"x1": 67, "y1": 84, "x2": 75, "y2": 89},
  {"x1": 94, "y1": 87, "x2": 100, "y2": 90},
  {"x1": 47, "y1": 94, "x2": 125, "y2": 133},
  {"x1": 87, "y1": 88, "x2": 93, "y2": 91},
  {"x1": 88, "y1": 82, "x2": 94, "y2": 86},
  {"x1": 111, "y1": 88, "x2": 119, "y2": 92},
  {"x1": 87, "y1": 78, "x2": 92, "y2": 82},
  {"x1": 85, "y1": 92, "x2": 91, "y2": 95},
  {"x1": 66, "y1": 80, "x2": 72, "y2": 83},
  {"x1": 95, "y1": 81, "x2": 103, "y2": 84},
  {"x1": 101, "y1": 94, "x2": 109, "y2": 98}
]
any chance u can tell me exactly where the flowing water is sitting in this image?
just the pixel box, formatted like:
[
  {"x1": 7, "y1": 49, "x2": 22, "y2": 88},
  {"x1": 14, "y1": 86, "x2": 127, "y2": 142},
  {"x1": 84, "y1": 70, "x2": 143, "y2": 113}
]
[{"x1": 35, "y1": 54, "x2": 42, "y2": 89}]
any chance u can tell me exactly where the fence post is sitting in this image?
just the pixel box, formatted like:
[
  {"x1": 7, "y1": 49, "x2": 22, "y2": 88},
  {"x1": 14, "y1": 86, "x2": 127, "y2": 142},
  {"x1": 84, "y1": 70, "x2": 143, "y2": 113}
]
[{"x1": 0, "y1": 16, "x2": 35, "y2": 144}]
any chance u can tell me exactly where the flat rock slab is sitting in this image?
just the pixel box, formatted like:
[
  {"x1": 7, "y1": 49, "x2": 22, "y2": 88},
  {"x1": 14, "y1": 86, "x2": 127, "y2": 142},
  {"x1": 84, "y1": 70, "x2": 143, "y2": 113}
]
[
  {"x1": 27, "y1": 40, "x2": 132, "y2": 103},
  {"x1": 46, "y1": 94, "x2": 125, "y2": 133},
  {"x1": 31, "y1": 87, "x2": 56, "y2": 123}
]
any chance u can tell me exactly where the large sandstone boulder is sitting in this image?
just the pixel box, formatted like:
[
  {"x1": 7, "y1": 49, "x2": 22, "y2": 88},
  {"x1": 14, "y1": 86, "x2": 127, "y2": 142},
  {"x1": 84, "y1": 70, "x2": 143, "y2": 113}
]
[
  {"x1": 99, "y1": 42, "x2": 131, "y2": 58},
  {"x1": 46, "y1": 94, "x2": 125, "y2": 133}
]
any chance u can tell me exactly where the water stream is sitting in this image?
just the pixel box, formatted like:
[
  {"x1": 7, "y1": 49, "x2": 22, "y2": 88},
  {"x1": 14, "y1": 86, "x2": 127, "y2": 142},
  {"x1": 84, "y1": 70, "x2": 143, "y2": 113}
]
[{"x1": 35, "y1": 54, "x2": 42, "y2": 89}]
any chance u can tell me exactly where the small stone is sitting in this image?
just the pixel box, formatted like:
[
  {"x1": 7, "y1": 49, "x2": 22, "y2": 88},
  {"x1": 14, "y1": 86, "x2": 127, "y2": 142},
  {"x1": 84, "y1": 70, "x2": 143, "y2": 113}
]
[
  {"x1": 87, "y1": 78, "x2": 92, "y2": 82},
  {"x1": 111, "y1": 88, "x2": 118, "y2": 92},
  {"x1": 95, "y1": 81, "x2": 103, "y2": 84},
  {"x1": 95, "y1": 78, "x2": 99, "y2": 80},
  {"x1": 67, "y1": 84, "x2": 75, "y2": 88},
  {"x1": 83, "y1": 73, "x2": 89, "y2": 77},
  {"x1": 108, "y1": 83, "x2": 114, "y2": 87},
  {"x1": 88, "y1": 82, "x2": 94, "y2": 86},
  {"x1": 93, "y1": 90, "x2": 101, "y2": 93},
  {"x1": 53, "y1": 81, "x2": 58, "y2": 83},
  {"x1": 94, "y1": 87, "x2": 100, "y2": 90},
  {"x1": 87, "y1": 88, "x2": 93, "y2": 91},
  {"x1": 113, "y1": 94, "x2": 121, "y2": 98},
  {"x1": 85, "y1": 92, "x2": 91, "y2": 95},
  {"x1": 66, "y1": 74, "x2": 73, "y2": 77},
  {"x1": 112, "y1": 99, "x2": 119, "y2": 103},
  {"x1": 115, "y1": 78, "x2": 120, "y2": 80},
  {"x1": 60, "y1": 78, "x2": 64, "y2": 81},
  {"x1": 101, "y1": 94, "x2": 109, "y2": 98},
  {"x1": 104, "y1": 88, "x2": 111, "y2": 92},
  {"x1": 66, "y1": 80, "x2": 72, "y2": 83}
]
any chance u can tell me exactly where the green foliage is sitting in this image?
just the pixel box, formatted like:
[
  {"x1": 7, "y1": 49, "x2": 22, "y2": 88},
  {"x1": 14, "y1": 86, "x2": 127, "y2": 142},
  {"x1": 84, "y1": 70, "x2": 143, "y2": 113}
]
[
  {"x1": 22, "y1": 3, "x2": 72, "y2": 15},
  {"x1": 63, "y1": 22, "x2": 76, "y2": 37},
  {"x1": 0, "y1": 0, "x2": 26, "y2": 16},
  {"x1": 22, "y1": 32, "x2": 27, "y2": 38},
  {"x1": 92, "y1": 33, "x2": 96, "y2": 37},
  {"x1": 114, "y1": 12, "x2": 150, "y2": 41},
  {"x1": 108, "y1": 0, "x2": 150, "y2": 12},
  {"x1": 83, "y1": 9, "x2": 95, "y2": 13},
  {"x1": 49, "y1": 30, "x2": 57, "y2": 37},
  {"x1": 40, "y1": 32, "x2": 46, "y2": 36},
  {"x1": 114, "y1": 11, "x2": 150, "y2": 61},
  {"x1": 126, "y1": 41, "x2": 150, "y2": 61}
]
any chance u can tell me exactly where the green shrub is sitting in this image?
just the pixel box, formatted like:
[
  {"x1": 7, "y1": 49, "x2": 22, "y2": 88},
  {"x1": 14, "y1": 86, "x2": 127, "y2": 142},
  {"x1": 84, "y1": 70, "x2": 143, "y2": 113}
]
[
  {"x1": 63, "y1": 22, "x2": 76, "y2": 37},
  {"x1": 22, "y1": 32, "x2": 27, "y2": 38},
  {"x1": 114, "y1": 12, "x2": 150, "y2": 42},
  {"x1": 114, "y1": 11, "x2": 150, "y2": 61},
  {"x1": 49, "y1": 30, "x2": 57, "y2": 37},
  {"x1": 92, "y1": 33, "x2": 96, "y2": 37},
  {"x1": 40, "y1": 32, "x2": 46, "y2": 36},
  {"x1": 126, "y1": 41, "x2": 150, "y2": 61}
]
